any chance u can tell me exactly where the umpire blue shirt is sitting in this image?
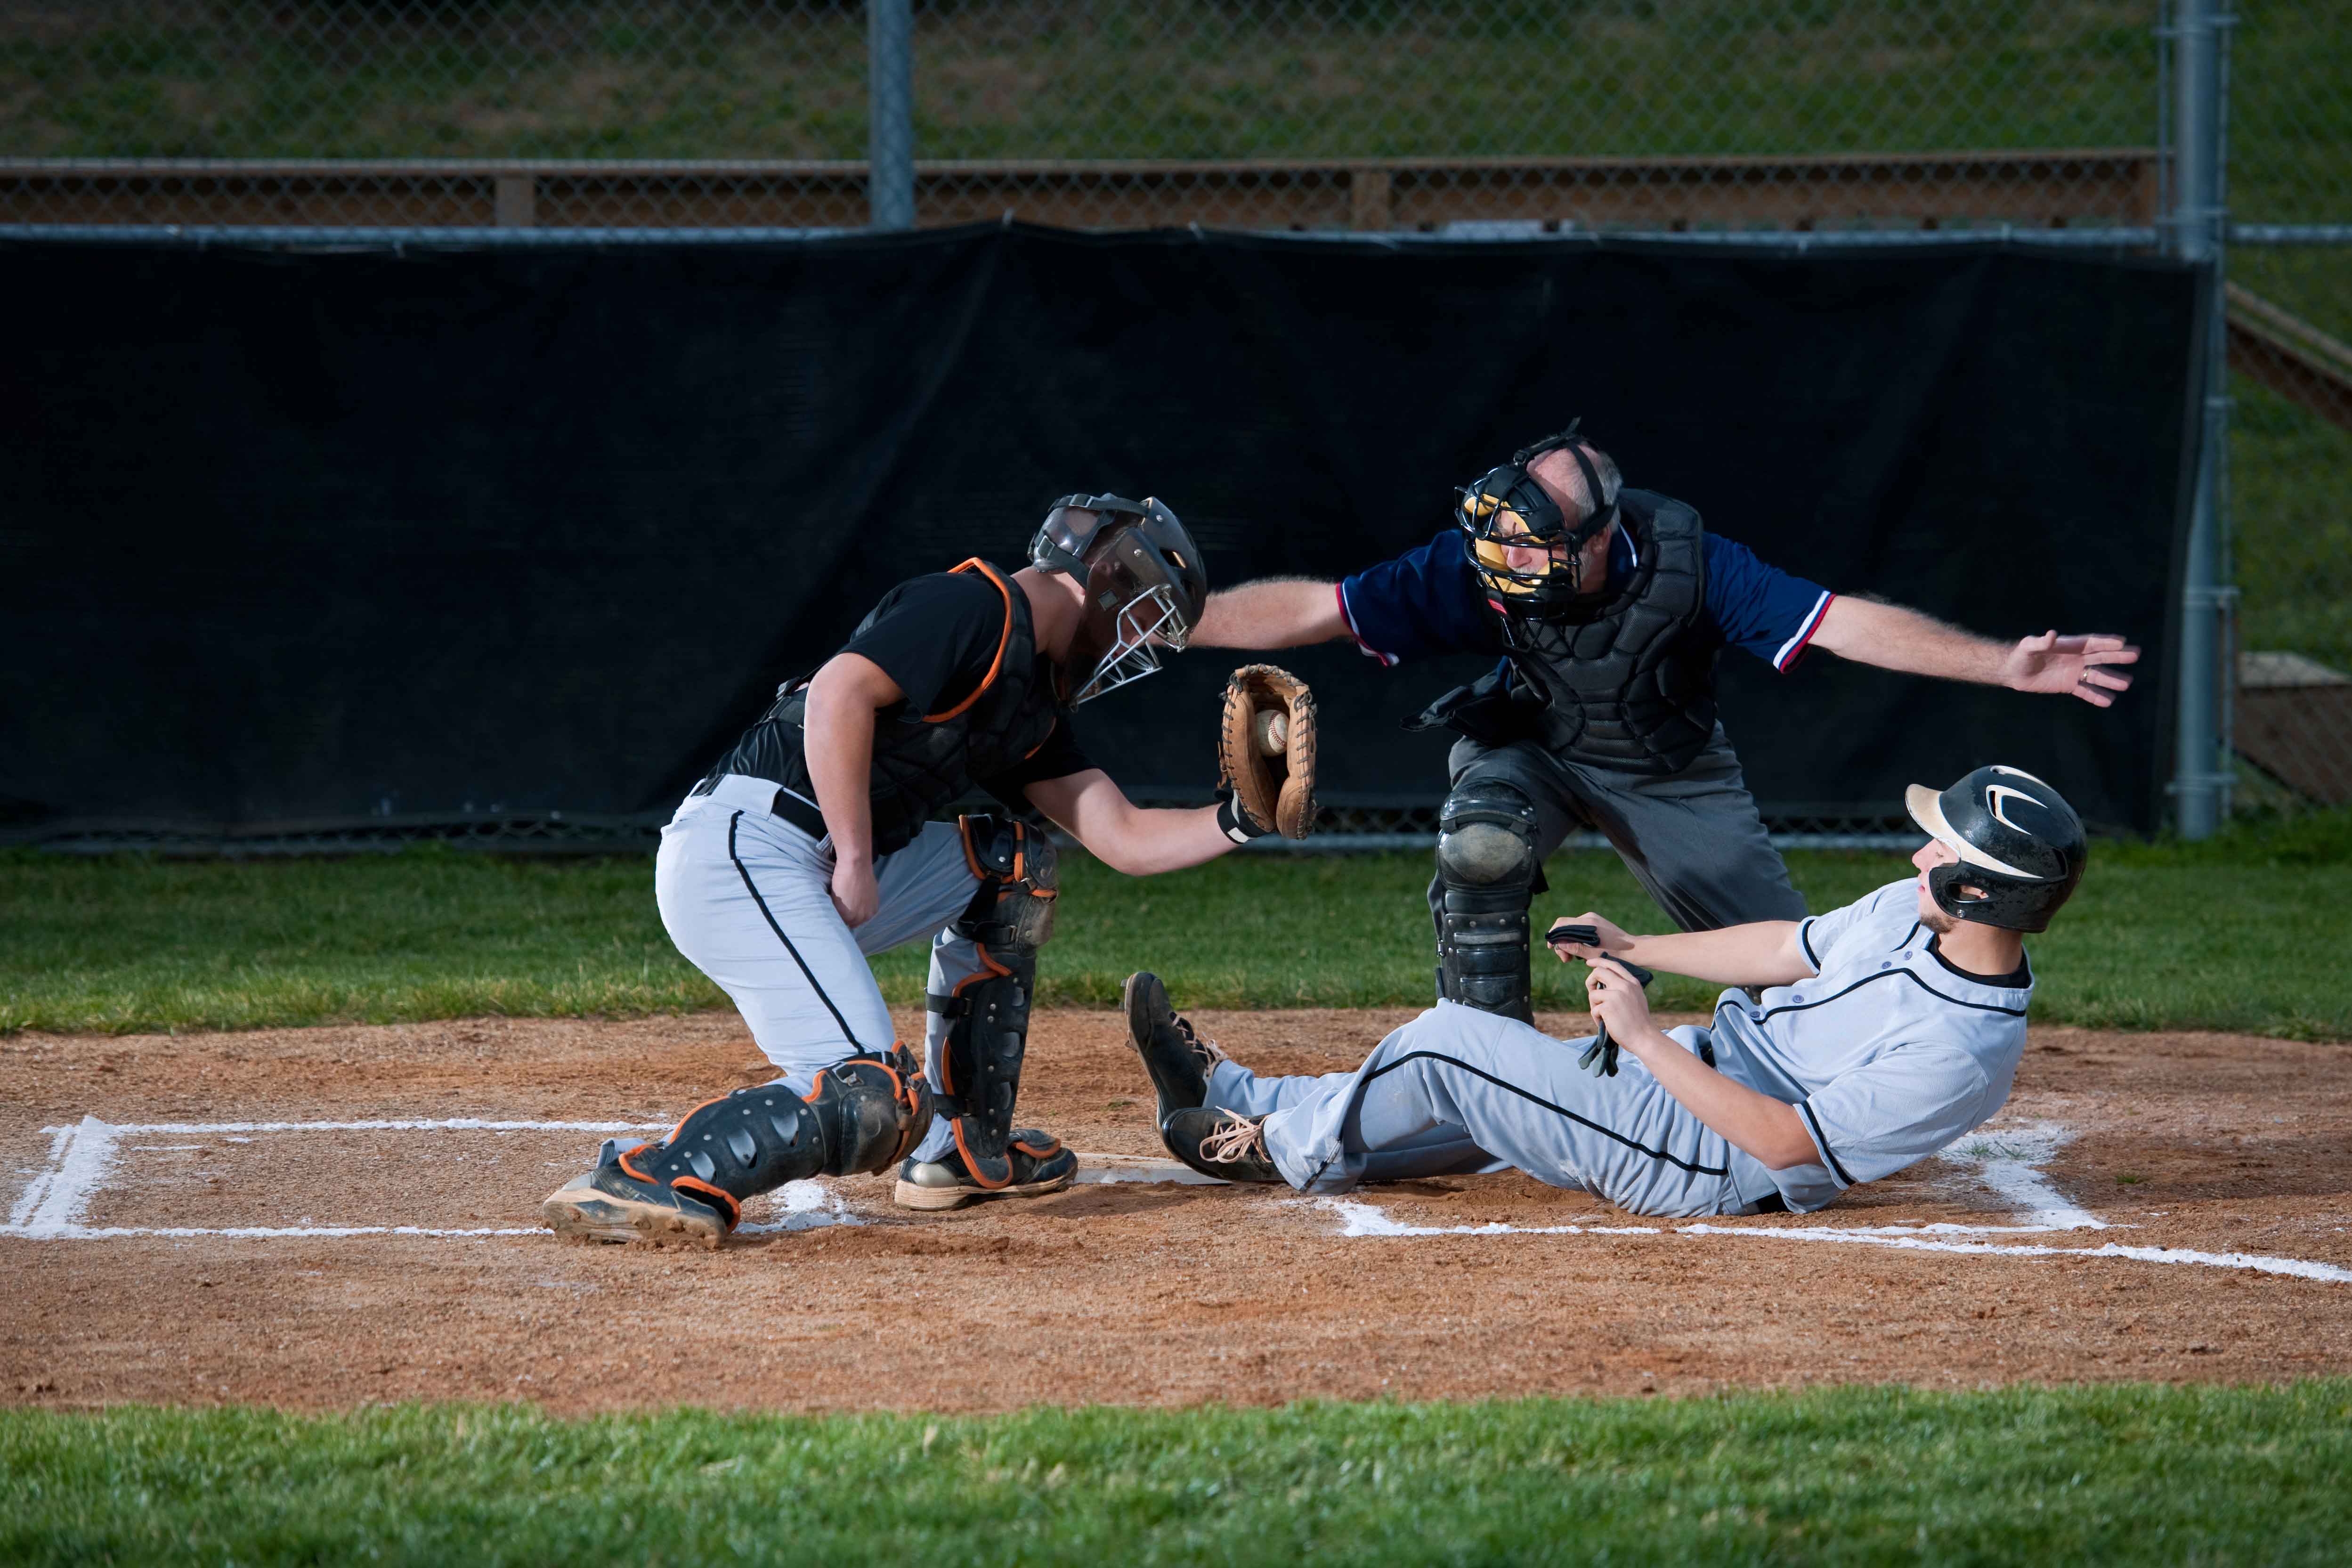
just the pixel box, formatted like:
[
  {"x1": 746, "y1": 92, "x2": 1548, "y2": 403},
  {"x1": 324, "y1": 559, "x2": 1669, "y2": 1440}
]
[{"x1": 1336, "y1": 518, "x2": 1834, "y2": 673}]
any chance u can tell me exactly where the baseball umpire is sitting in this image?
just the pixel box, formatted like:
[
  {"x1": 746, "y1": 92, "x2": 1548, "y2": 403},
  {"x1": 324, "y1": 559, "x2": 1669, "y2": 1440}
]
[
  {"x1": 543, "y1": 494, "x2": 1319, "y2": 1246},
  {"x1": 1126, "y1": 764, "x2": 2083, "y2": 1218},
  {"x1": 1191, "y1": 423, "x2": 2136, "y2": 1023}
]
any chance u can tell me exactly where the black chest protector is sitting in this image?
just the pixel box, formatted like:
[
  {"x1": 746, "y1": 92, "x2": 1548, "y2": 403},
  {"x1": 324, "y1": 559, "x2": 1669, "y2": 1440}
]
[
  {"x1": 1491, "y1": 492, "x2": 1719, "y2": 776},
  {"x1": 724, "y1": 560, "x2": 1066, "y2": 857}
]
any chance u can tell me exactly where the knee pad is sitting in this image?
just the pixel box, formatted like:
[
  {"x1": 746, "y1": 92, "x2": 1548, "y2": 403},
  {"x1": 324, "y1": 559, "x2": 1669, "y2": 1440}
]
[
  {"x1": 805, "y1": 1047, "x2": 934, "y2": 1175},
  {"x1": 627, "y1": 1046, "x2": 932, "y2": 1227},
  {"x1": 954, "y1": 812, "x2": 1058, "y2": 952},
  {"x1": 1433, "y1": 780, "x2": 1540, "y2": 1024},
  {"x1": 931, "y1": 814, "x2": 1058, "y2": 1186}
]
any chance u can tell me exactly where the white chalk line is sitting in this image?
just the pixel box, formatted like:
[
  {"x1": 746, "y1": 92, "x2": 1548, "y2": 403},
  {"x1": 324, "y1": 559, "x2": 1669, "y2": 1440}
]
[
  {"x1": 11, "y1": 1116, "x2": 123, "y2": 1239},
  {"x1": 1317, "y1": 1200, "x2": 2352, "y2": 1284},
  {"x1": 1317, "y1": 1117, "x2": 2352, "y2": 1284},
  {"x1": 1944, "y1": 1121, "x2": 2105, "y2": 1230},
  {"x1": 1679, "y1": 1224, "x2": 2352, "y2": 1284},
  {"x1": 0, "y1": 1118, "x2": 1210, "y2": 1240},
  {"x1": 42, "y1": 1119, "x2": 673, "y2": 1136},
  {"x1": 14, "y1": 1115, "x2": 2346, "y2": 1283}
]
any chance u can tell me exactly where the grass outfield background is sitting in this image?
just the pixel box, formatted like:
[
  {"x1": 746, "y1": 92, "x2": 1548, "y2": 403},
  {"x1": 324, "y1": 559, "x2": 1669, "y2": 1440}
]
[
  {"x1": 5, "y1": 1386, "x2": 2352, "y2": 1565},
  {"x1": 3, "y1": 807, "x2": 2347, "y2": 1039}
]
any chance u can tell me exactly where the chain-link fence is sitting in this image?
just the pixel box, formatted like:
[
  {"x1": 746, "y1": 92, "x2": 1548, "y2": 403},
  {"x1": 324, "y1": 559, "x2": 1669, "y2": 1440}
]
[
  {"x1": 4, "y1": 1, "x2": 2346, "y2": 830},
  {"x1": 2, "y1": 1, "x2": 2169, "y2": 232},
  {"x1": 2220, "y1": 4, "x2": 2352, "y2": 816}
]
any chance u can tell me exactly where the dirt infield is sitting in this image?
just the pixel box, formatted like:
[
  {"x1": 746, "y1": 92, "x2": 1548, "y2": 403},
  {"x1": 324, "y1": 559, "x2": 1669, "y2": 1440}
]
[{"x1": 4, "y1": 1009, "x2": 2349, "y2": 1412}]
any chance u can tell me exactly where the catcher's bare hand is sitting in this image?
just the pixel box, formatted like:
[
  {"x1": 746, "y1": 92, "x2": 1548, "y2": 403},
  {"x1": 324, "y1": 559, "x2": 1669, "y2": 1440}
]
[
  {"x1": 1217, "y1": 664, "x2": 1319, "y2": 840},
  {"x1": 829, "y1": 855, "x2": 879, "y2": 928},
  {"x1": 1584, "y1": 956, "x2": 1656, "y2": 1044},
  {"x1": 2000, "y1": 630, "x2": 2140, "y2": 707},
  {"x1": 1546, "y1": 911, "x2": 1632, "y2": 964}
]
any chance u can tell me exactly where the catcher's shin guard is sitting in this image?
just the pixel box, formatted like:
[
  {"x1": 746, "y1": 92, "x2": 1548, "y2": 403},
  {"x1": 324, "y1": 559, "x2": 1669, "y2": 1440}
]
[
  {"x1": 540, "y1": 1047, "x2": 930, "y2": 1246},
  {"x1": 930, "y1": 813, "x2": 1057, "y2": 1190},
  {"x1": 1432, "y1": 780, "x2": 1541, "y2": 1023}
]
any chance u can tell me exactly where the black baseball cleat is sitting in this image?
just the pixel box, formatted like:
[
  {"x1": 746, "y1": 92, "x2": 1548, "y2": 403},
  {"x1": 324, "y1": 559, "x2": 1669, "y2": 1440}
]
[
  {"x1": 893, "y1": 1129, "x2": 1079, "y2": 1211},
  {"x1": 1160, "y1": 1107, "x2": 1284, "y2": 1186},
  {"x1": 541, "y1": 1146, "x2": 734, "y2": 1249},
  {"x1": 1123, "y1": 970, "x2": 1230, "y2": 1123}
]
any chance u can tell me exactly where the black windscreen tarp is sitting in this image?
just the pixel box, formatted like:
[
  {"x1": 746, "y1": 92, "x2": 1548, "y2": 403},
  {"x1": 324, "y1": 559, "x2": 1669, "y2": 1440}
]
[{"x1": 0, "y1": 225, "x2": 2200, "y2": 835}]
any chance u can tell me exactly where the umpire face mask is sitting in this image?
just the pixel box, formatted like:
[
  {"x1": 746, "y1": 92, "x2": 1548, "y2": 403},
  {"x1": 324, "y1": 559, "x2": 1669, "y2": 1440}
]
[
  {"x1": 1456, "y1": 421, "x2": 1619, "y2": 623},
  {"x1": 1030, "y1": 494, "x2": 1209, "y2": 706}
]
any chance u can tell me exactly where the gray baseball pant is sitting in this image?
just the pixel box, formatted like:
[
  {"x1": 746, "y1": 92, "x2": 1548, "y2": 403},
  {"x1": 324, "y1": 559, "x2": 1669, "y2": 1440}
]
[
  {"x1": 1433, "y1": 725, "x2": 1807, "y2": 937},
  {"x1": 1210, "y1": 1000, "x2": 1783, "y2": 1218},
  {"x1": 652, "y1": 772, "x2": 1001, "y2": 1165}
]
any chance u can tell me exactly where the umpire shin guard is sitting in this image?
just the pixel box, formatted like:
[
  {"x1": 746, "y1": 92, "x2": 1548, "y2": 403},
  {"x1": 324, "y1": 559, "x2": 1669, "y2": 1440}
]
[
  {"x1": 1433, "y1": 780, "x2": 1541, "y2": 1024},
  {"x1": 929, "y1": 814, "x2": 1062, "y2": 1192}
]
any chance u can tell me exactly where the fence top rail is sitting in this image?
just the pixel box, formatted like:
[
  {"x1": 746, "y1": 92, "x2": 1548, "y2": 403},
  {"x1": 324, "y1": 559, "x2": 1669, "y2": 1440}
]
[
  {"x1": 0, "y1": 223, "x2": 2172, "y2": 250},
  {"x1": 0, "y1": 149, "x2": 2162, "y2": 180},
  {"x1": 2229, "y1": 224, "x2": 2352, "y2": 245}
]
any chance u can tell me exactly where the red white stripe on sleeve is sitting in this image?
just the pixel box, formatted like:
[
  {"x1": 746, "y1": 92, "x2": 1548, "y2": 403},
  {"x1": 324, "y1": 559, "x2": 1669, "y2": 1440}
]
[
  {"x1": 1335, "y1": 582, "x2": 1400, "y2": 667},
  {"x1": 1773, "y1": 591, "x2": 1834, "y2": 672}
]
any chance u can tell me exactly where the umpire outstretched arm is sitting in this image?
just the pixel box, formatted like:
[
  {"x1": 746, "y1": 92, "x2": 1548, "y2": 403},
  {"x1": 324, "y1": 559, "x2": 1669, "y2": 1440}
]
[
  {"x1": 1191, "y1": 577, "x2": 1346, "y2": 649},
  {"x1": 1808, "y1": 597, "x2": 2139, "y2": 708},
  {"x1": 1192, "y1": 576, "x2": 2139, "y2": 708}
]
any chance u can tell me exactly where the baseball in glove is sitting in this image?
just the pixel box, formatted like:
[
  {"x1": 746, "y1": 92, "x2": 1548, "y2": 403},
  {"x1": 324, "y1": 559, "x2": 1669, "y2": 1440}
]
[{"x1": 1216, "y1": 664, "x2": 1319, "y2": 841}]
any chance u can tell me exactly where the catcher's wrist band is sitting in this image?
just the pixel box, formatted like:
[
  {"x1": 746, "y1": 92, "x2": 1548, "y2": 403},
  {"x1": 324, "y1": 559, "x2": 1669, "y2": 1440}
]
[{"x1": 1215, "y1": 790, "x2": 1272, "y2": 843}]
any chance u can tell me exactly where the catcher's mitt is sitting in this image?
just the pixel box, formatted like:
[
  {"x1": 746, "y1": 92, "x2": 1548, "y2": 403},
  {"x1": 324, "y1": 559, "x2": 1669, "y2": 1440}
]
[{"x1": 1218, "y1": 664, "x2": 1319, "y2": 840}]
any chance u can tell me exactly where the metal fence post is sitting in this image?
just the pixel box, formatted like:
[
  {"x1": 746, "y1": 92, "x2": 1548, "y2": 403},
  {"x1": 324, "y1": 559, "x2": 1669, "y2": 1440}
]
[
  {"x1": 2170, "y1": 0, "x2": 2235, "y2": 837},
  {"x1": 867, "y1": 0, "x2": 915, "y2": 231}
]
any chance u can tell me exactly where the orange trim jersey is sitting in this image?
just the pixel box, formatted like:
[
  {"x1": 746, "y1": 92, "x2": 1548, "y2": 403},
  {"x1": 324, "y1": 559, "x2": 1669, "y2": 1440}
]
[{"x1": 697, "y1": 561, "x2": 1089, "y2": 856}]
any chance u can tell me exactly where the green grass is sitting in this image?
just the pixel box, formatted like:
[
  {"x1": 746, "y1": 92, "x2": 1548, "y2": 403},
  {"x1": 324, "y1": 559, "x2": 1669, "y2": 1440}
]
[
  {"x1": 5, "y1": 808, "x2": 2349, "y2": 1038},
  {"x1": 5, "y1": 1385, "x2": 2352, "y2": 1565},
  {"x1": 2, "y1": 1, "x2": 2173, "y2": 167}
]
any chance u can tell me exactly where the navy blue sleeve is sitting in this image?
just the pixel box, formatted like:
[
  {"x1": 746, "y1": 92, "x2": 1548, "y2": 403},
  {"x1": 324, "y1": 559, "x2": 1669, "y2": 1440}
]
[
  {"x1": 1335, "y1": 529, "x2": 1504, "y2": 665},
  {"x1": 1703, "y1": 532, "x2": 1835, "y2": 671}
]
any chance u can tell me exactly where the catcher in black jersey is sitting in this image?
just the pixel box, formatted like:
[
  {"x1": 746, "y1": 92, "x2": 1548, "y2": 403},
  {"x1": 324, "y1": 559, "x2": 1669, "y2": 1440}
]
[{"x1": 543, "y1": 495, "x2": 1316, "y2": 1246}]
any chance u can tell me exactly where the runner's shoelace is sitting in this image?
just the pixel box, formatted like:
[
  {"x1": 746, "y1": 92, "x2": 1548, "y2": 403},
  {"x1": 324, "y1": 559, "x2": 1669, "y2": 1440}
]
[
  {"x1": 1200, "y1": 1114, "x2": 1265, "y2": 1166},
  {"x1": 1173, "y1": 1013, "x2": 1229, "y2": 1069}
]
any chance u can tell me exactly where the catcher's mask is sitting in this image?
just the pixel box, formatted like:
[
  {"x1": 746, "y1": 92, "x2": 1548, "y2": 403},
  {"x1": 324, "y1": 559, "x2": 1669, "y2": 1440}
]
[
  {"x1": 1905, "y1": 765, "x2": 2086, "y2": 934},
  {"x1": 1455, "y1": 421, "x2": 1619, "y2": 623},
  {"x1": 1029, "y1": 493, "x2": 1208, "y2": 706}
]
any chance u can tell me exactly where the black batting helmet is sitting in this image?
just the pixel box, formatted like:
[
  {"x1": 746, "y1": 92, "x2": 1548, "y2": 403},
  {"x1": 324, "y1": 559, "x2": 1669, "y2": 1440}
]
[
  {"x1": 1905, "y1": 765, "x2": 2086, "y2": 933},
  {"x1": 1028, "y1": 493, "x2": 1207, "y2": 705}
]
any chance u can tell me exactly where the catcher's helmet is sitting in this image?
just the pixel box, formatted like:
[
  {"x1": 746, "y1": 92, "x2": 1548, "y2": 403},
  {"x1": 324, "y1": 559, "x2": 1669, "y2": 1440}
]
[
  {"x1": 1455, "y1": 421, "x2": 1619, "y2": 622},
  {"x1": 1905, "y1": 765, "x2": 2086, "y2": 933},
  {"x1": 1029, "y1": 493, "x2": 1207, "y2": 706}
]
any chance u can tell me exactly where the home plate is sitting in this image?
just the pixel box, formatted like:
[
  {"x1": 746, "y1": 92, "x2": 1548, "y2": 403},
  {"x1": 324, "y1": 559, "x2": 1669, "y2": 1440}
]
[{"x1": 1073, "y1": 1153, "x2": 1223, "y2": 1186}]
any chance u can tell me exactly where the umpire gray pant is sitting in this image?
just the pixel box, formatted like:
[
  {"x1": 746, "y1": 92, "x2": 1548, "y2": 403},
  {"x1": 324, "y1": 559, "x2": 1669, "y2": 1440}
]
[{"x1": 1433, "y1": 725, "x2": 1806, "y2": 936}]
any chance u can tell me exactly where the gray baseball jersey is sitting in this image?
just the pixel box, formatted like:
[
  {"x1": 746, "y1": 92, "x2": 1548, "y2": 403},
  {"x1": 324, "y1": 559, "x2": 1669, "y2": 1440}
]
[{"x1": 1228, "y1": 877, "x2": 2033, "y2": 1217}]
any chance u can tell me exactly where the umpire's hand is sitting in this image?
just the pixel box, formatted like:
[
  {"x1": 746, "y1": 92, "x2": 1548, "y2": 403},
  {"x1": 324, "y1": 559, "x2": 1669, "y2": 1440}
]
[
  {"x1": 1546, "y1": 911, "x2": 1632, "y2": 963},
  {"x1": 2000, "y1": 630, "x2": 2140, "y2": 707}
]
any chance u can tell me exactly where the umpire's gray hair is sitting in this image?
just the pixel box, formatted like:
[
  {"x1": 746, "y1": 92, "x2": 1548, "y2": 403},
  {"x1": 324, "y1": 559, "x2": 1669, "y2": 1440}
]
[{"x1": 1530, "y1": 441, "x2": 1623, "y2": 523}]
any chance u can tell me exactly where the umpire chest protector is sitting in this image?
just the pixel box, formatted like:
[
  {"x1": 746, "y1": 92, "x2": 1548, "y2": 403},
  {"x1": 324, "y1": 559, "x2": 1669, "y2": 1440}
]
[
  {"x1": 767, "y1": 559, "x2": 1063, "y2": 856},
  {"x1": 1491, "y1": 493, "x2": 1718, "y2": 776}
]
